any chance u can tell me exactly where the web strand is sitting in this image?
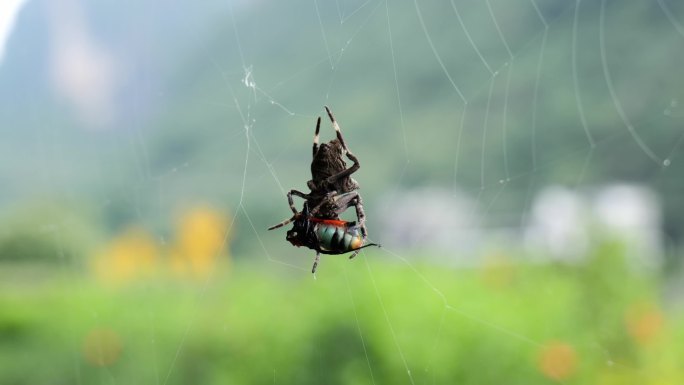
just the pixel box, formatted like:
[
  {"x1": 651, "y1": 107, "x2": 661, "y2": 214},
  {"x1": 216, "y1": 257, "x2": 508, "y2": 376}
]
[
  {"x1": 343, "y1": 266, "x2": 376, "y2": 384},
  {"x1": 364, "y1": 255, "x2": 416, "y2": 385},
  {"x1": 502, "y1": 61, "x2": 513, "y2": 182},
  {"x1": 386, "y1": 0, "x2": 408, "y2": 157},
  {"x1": 485, "y1": 0, "x2": 514, "y2": 58},
  {"x1": 413, "y1": 0, "x2": 467, "y2": 103},
  {"x1": 315, "y1": 0, "x2": 335, "y2": 70},
  {"x1": 599, "y1": 0, "x2": 662, "y2": 165},
  {"x1": 657, "y1": 0, "x2": 684, "y2": 39},
  {"x1": 481, "y1": 76, "x2": 496, "y2": 189},
  {"x1": 572, "y1": 0, "x2": 596, "y2": 148},
  {"x1": 530, "y1": 27, "x2": 546, "y2": 172},
  {"x1": 450, "y1": 0, "x2": 493, "y2": 75}
]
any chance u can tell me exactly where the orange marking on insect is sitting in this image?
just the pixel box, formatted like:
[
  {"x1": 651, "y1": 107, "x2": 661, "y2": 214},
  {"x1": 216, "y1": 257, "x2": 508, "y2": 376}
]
[
  {"x1": 309, "y1": 218, "x2": 348, "y2": 227},
  {"x1": 350, "y1": 237, "x2": 363, "y2": 250}
]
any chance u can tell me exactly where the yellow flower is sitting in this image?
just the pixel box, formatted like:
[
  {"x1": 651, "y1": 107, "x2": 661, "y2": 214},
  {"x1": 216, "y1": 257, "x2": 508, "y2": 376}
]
[
  {"x1": 93, "y1": 226, "x2": 158, "y2": 284},
  {"x1": 171, "y1": 206, "x2": 229, "y2": 279}
]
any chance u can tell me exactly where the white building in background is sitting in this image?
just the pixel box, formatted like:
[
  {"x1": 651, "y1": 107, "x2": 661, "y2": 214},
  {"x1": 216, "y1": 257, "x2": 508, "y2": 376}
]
[
  {"x1": 525, "y1": 184, "x2": 663, "y2": 268},
  {"x1": 377, "y1": 184, "x2": 663, "y2": 268},
  {"x1": 591, "y1": 184, "x2": 662, "y2": 267},
  {"x1": 524, "y1": 186, "x2": 590, "y2": 262}
]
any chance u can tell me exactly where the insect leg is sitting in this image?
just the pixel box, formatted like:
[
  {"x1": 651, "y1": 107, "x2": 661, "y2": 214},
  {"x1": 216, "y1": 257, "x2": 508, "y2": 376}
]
[
  {"x1": 349, "y1": 242, "x2": 381, "y2": 259},
  {"x1": 312, "y1": 251, "x2": 321, "y2": 274},
  {"x1": 312, "y1": 116, "x2": 321, "y2": 156}
]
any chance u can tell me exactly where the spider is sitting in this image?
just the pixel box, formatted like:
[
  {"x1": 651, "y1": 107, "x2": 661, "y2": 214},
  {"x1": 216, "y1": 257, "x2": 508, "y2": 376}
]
[{"x1": 268, "y1": 106, "x2": 373, "y2": 271}]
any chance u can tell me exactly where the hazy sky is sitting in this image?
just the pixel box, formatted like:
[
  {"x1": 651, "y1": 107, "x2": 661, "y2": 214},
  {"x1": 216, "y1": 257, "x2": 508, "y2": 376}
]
[{"x1": 0, "y1": 0, "x2": 27, "y2": 64}]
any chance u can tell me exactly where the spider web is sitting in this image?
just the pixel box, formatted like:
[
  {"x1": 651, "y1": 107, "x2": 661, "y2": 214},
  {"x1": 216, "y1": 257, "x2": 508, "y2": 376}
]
[
  {"x1": 157, "y1": 0, "x2": 683, "y2": 383},
  {"x1": 2, "y1": 0, "x2": 684, "y2": 383}
]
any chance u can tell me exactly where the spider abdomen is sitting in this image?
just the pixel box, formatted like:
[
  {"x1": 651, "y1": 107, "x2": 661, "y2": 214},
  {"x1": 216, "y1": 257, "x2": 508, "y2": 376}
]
[{"x1": 315, "y1": 222, "x2": 363, "y2": 253}]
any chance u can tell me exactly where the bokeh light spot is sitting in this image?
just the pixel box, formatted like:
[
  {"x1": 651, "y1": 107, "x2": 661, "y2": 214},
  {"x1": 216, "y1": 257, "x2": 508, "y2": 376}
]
[
  {"x1": 171, "y1": 206, "x2": 229, "y2": 279},
  {"x1": 537, "y1": 341, "x2": 578, "y2": 381},
  {"x1": 93, "y1": 226, "x2": 159, "y2": 284},
  {"x1": 625, "y1": 301, "x2": 663, "y2": 346}
]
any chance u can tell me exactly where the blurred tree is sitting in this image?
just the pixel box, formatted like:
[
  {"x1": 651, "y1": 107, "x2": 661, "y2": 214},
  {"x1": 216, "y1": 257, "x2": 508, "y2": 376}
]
[{"x1": 0, "y1": 205, "x2": 96, "y2": 265}]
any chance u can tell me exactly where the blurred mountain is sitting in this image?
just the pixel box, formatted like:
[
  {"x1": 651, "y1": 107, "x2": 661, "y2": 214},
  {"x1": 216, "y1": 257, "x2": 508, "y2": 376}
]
[
  {"x1": 0, "y1": 0, "x2": 231, "y2": 223},
  {"x1": 1, "y1": 0, "x2": 684, "y2": 246}
]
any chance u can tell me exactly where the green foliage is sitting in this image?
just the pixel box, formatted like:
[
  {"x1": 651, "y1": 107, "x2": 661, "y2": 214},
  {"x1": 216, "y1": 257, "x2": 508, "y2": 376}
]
[
  {"x1": 0, "y1": 245, "x2": 681, "y2": 384},
  {"x1": 0, "y1": 230, "x2": 61, "y2": 263},
  {"x1": 0, "y1": 205, "x2": 99, "y2": 266}
]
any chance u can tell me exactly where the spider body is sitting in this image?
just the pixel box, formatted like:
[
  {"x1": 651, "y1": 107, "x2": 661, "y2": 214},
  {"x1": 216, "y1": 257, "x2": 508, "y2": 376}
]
[
  {"x1": 268, "y1": 106, "x2": 374, "y2": 273},
  {"x1": 309, "y1": 139, "x2": 359, "y2": 194}
]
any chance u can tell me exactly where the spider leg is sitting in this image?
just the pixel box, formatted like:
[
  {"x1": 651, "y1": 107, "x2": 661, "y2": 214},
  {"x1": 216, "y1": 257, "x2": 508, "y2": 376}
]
[
  {"x1": 331, "y1": 191, "x2": 357, "y2": 209},
  {"x1": 324, "y1": 157, "x2": 359, "y2": 186},
  {"x1": 312, "y1": 116, "x2": 321, "y2": 156},
  {"x1": 324, "y1": 106, "x2": 350, "y2": 152},
  {"x1": 311, "y1": 251, "x2": 321, "y2": 274},
  {"x1": 335, "y1": 192, "x2": 369, "y2": 260},
  {"x1": 287, "y1": 189, "x2": 309, "y2": 214},
  {"x1": 307, "y1": 190, "x2": 337, "y2": 217},
  {"x1": 351, "y1": 196, "x2": 368, "y2": 238},
  {"x1": 330, "y1": 192, "x2": 367, "y2": 237},
  {"x1": 268, "y1": 189, "x2": 308, "y2": 230},
  {"x1": 268, "y1": 215, "x2": 296, "y2": 231},
  {"x1": 324, "y1": 106, "x2": 360, "y2": 184}
]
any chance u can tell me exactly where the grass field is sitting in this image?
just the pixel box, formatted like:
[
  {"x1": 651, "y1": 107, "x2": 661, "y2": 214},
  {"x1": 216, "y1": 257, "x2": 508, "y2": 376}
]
[{"x1": 1, "y1": 243, "x2": 682, "y2": 385}]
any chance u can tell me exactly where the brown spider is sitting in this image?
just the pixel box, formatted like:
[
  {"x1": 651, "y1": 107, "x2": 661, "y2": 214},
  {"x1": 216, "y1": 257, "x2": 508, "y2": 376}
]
[{"x1": 268, "y1": 106, "x2": 370, "y2": 269}]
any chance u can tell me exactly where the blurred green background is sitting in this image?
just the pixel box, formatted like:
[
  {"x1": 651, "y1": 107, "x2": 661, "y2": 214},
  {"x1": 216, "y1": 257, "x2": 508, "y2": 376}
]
[{"x1": 1, "y1": 0, "x2": 684, "y2": 383}]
